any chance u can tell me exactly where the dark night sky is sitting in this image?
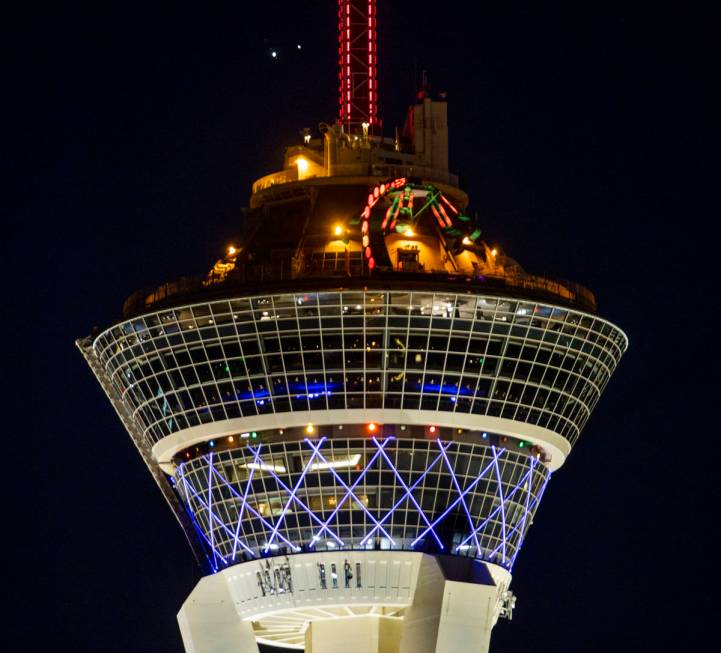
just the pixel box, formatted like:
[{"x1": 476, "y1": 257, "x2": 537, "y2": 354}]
[{"x1": 10, "y1": 1, "x2": 718, "y2": 651}]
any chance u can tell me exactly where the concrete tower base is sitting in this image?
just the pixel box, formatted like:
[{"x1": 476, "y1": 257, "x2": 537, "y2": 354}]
[{"x1": 178, "y1": 552, "x2": 511, "y2": 653}]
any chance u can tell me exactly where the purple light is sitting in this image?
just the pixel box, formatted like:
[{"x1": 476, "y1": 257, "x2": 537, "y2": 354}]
[
  {"x1": 180, "y1": 464, "x2": 252, "y2": 558},
  {"x1": 230, "y1": 444, "x2": 262, "y2": 560},
  {"x1": 361, "y1": 440, "x2": 453, "y2": 546},
  {"x1": 305, "y1": 437, "x2": 396, "y2": 546},
  {"x1": 410, "y1": 447, "x2": 504, "y2": 548},
  {"x1": 491, "y1": 446, "x2": 508, "y2": 564},
  {"x1": 206, "y1": 452, "x2": 216, "y2": 568},
  {"x1": 307, "y1": 440, "x2": 390, "y2": 547},
  {"x1": 436, "y1": 439, "x2": 481, "y2": 554},
  {"x1": 178, "y1": 464, "x2": 223, "y2": 571},
  {"x1": 455, "y1": 465, "x2": 532, "y2": 551},
  {"x1": 373, "y1": 436, "x2": 443, "y2": 549},
  {"x1": 246, "y1": 443, "x2": 343, "y2": 547},
  {"x1": 487, "y1": 475, "x2": 547, "y2": 564},
  {"x1": 511, "y1": 457, "x2": 535, "y2": 563},
  {"x1": 176, "y1": 434, "x2": 551, "y2": 571},
  {"x1": 509, "y1": 466, "x2": 551, "y2": 567},
  {"x1": 208, "y1": 463, "x2": 299, "y2": 551},
  {"x1": 177, "y1": 466, "x2": 238, "y2": 564},
  {"x1": 263, "y1": 437, "x2": 327, "y2": 551}
]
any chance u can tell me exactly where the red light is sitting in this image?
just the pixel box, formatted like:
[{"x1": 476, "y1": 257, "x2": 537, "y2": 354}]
[
  {"x1": 429, "y1": 426, "x2": 437, "y2": 433},
  {"x1": 367, "y1": 423, "x2": 377, "y2": 433}
]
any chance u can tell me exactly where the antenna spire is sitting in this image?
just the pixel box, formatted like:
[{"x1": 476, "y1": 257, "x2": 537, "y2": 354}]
[{"x1": 338, "y1": 0, "x2": 378, "y2": 132}]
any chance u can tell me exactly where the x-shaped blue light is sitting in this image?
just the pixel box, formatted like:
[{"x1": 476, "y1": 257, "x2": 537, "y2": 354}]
[
  {"x1": 305, "y1": 437, "x2": 395, "y2": 546},
  {"x1": 177, "y1": 437, "x2": 549, "y2": 571}
]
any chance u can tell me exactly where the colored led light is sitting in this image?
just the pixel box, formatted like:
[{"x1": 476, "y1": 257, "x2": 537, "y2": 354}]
[
  {"x1": 263, "y1": 440, "x2": 325, "y2": 551},
  {"x1": 372, "y1": 437, "x2": 443, "y2": 549},
  {"x1": 305, "y1": 437, "x2": 395, "y2": 545}
]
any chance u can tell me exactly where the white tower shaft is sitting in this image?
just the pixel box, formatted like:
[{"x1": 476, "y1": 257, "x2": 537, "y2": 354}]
[{"x1": 178, "y1": 552, "x2": 511, "y2": 653}]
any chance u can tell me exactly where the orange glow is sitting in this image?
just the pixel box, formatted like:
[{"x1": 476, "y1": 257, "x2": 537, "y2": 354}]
[
  {"x1": 228, "y1": 435, "x2": 234, "y2": 443},
  {"x1": 227, "y1": 245, "x2": 237, "y2": 255},
  {"x1": 306, "y1": 424, "x2": 315, "y2": 434},
  {"x1": 334, "y1": 225, "x2": 343, "y2": 236},
  {"x1": 367, "y1": 422, "x2": 377, "y2": 433},
  {"x1": 295, "y1": 157, "x2": 309, "y2": 174},
  {"x1": 429, "y1": 425, "x2": 437, "y2": 433}
]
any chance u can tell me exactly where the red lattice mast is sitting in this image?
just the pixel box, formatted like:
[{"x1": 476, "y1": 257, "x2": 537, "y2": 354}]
[{"x1": 338, "y1": 0, "x2": 378, "y2": 132}]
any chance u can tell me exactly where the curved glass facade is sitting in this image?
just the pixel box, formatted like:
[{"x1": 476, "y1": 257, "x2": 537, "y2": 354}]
[
  {"x1": 175, "y1": 436, "x2": 551, "y2": 572},
  {"x1": 93, "y1": 290, "x2": 626, "y2": 448}
]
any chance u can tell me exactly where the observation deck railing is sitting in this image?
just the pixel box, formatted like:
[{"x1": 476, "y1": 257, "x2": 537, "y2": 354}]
[{"x1": 122, "y1": 263, "x2": 597, "y2": 319}]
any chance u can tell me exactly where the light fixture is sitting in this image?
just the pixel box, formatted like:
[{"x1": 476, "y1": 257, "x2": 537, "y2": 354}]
[
  {"x1": 405, "y1": 229, "x2": 414, "y2": 237},
  {"x1": 227, "y1": 245, "x2": 237, "y2": 255},
  {"x1": 334, "y1": 225, "x2": 343, "y2": 236},
  {"x1": 462, "y1": 237, "x2": 471, "y2": 245},
  {"x1": 429, "y1": 426, "x2": 437, "y2": 434},
  {"x1": 367, "y1": 423, "x2": 377, "y2": 433},
  {"x1": 491, "y1": 248, "x2": 498, "y2": 257},
  {"x1": 310, "y1": 453, "x2": 362, "y2": 471},
  {"x1": 242, "y1": 462, "x2": 287, "y2": 473},
  {"x1": 306, "y1": 423, "x2": 315, "y2": 434},
  {"x1": 295, "y1": 157, "x2": 309, "y2": 174}
]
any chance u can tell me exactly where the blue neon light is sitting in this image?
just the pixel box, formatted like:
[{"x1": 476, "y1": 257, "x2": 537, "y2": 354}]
[
  {"x1": 207, "y1": 463, "x2": 299, "y2": 551},
  {"x1": 437, "y1": 439, "x2": 482, "y2": 554},
  {"x1": 410, "y1": 450, "x2": 503, "y2": 548},
  {"x1": 491, "y1": 446, "x2": 508, "y2": 564},
  {"x1": 230, "y1": 444, "x2": 261, "y2": 560},
  {"x1": 246, "y1": 443, "x2": 343, "y2": 548},
  {"x1": 306, "y1": 438, "x2": 396, "y2": 546},
  {"x1": 372, "y1": 436, "x2": 443, "y2": 549},
  {"x1": 263, "y1": 438, "x2": 326, "y2": 552},
  {"x1": 177, "y1": 437, "x2": 550, "y2": 572},
  {"x1": 360, "y1": 440, "x2": 454, "y2": 546},
  {"x1": 306, "y1": 439, "x2": 391, "y2": 547},
  {"x1": 414, "y1": 382, "x2": 473, "y2": 395}
]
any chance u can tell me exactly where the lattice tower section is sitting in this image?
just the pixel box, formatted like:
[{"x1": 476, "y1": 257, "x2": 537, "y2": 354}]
[{"x1": 338, "y1": 0, "x2": 378, "y2": 131}]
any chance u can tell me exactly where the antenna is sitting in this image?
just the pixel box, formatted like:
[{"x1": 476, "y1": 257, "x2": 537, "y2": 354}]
[{"x1": 338, "y1": 0, "x2": 378, "y2": 133}]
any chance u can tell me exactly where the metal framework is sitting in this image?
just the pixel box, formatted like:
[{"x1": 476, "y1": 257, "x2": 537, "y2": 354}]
[
  {"x1": 338, "y1": 0, "x2": 378, "y2": 130},
  {"x1": 92, "y1": 290, "x2": 626, "y2": 448},
  {"x1": 175, "y1": 436, "x2": 550, "y2": 573}
]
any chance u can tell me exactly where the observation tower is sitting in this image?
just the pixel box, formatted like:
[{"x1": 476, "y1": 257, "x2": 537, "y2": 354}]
[{"x1": 78, "y1": 2, "x2": 627, "y2": 651}]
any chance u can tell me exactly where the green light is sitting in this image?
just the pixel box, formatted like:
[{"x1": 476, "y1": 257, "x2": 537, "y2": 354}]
[
  {"x1": 519, "y1": 441, "x2": 525, "y2": 448},
  {"x1": 251, "y1": 432, "x2": 258, "y2": 439}
]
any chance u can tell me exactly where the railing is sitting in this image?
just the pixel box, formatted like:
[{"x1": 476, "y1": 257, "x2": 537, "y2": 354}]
[
  {"x1": 122, "y1": 263, "x2": 596, "y2": 318},
  {"x1": 251, "y1": 163, "x2": 460, "y2": 195}
]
